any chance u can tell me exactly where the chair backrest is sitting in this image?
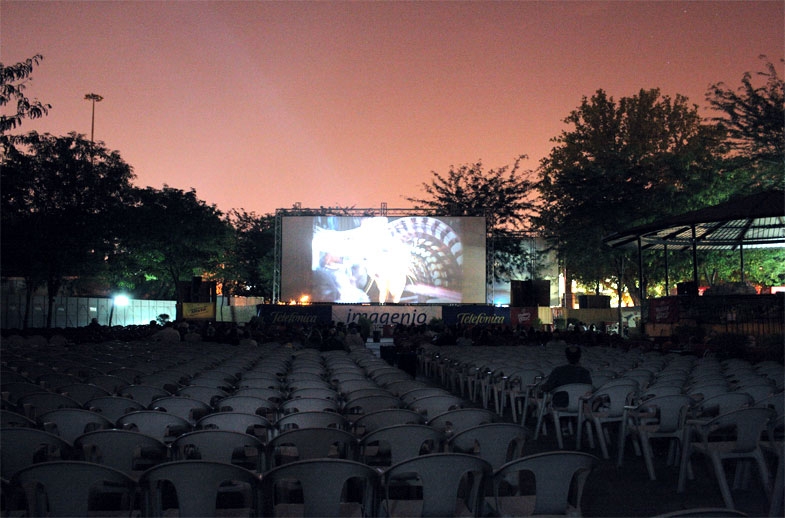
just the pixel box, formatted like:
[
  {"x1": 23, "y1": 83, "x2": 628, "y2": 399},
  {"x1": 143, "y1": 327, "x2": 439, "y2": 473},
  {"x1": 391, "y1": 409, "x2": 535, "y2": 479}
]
[
  {"x1": 407, "y1": 394, "x2": 464, "y2": 419},
  {"x1": 84, "y1": 395, "x2": 145, "y2": 422},
  {"x1": 448, "y1": 423, "x2": 527, "y2": 469},
  {"x1": 2, "y1": 382, "x2": 51, "y2": 404},
  {"x1": 756, "y1": 391, "x2": 785, "y2": 418},
  {"x1": 385, "y1": 380, "x2": 429, "y2": 397},
  {"x1": 588, "y1": 382, "x2": 639, "y2": 417},
  {"x1": 285, "y1": 379, "x2": 333, "y2": 392},
  {"x1": 118, "y1": 384, "x2": 171, "y2": 407},
  {"x1": 37, "y1": 408, "x2": 113, "y2": 443},
  {"x1": 262, "y1": 458, "x2": 379, "y2": 518},
  {"x1": 735, "y1": 384, "x2": 774, "y2": 403},
  {"x1": 352, "y1": 408, "x2": 426, "y2": 436},
  {"x1": 139, "y1": 460, "x2": 261, "y2": 517},
  {"x1": 55, "y1": 383, "x2": 111, "y2": 406},
  {"x1": 275, "y1": 410, "x2": 348, "y2": 432},
  {"x1": 175, "y1": 384, "x2": 229, "y2": 406},
  {"x1": 634, "y1": 394, "x2": 693, "y2": 433},
  {"x1": 382, "y1": 453, "x2": 492, "y2": 517},
  {"x1": 288, "y1": 387, "x2": 340, "y2": 400},
  {"x1": 11, "y1": 460, "x2": 136, "y2": 517},
  {"x1": 1, "y1": 409, "x2": 37, "y2": 428},
  {"x1": 280, "y1": 396, "x2": 340, "y2": 414},
  {"x1": 702, "y1": 407, "x2": 776, "y2": 452},
  {"x1": 337, "y1": 379, "x2": 381, "y2": 396},
  {"x1": 358, "y1": 424, "x2": 444, "y2": 467},
  {"x1": 148, "y1": 395, "x2": 212, "y2": 424},
  {"x1": 267, "y1": 427, "x2": 357, "y2": 467},
  {"x1": 17, "y1": 392, "x2": 81, "y2": 419},
  {"x1": 548, "y1": 383, "x2": 594, "y2": 412},
  {"x1": 687, "y1": 382, "x2": 730, "y2": 401},
  {"x1": 693, "y1": 392, "x2": 753, "y2": 418},
  {"x1": 427, "y1": 408, "x2": 498, "y2": 436},
  {"x1": 1, "y1": 427, "x2": 73, "y2": 480},
  {"x1": 196, "y1": 411, "x2": 272, "y2": 440},
  {"x1": 116, "y1": 410, "x2": 192, "y2": 442},
  {"x1": 237, "y1": 376, "x2": 284, "y2": 390},
  {"x1": 172, "y1": 429, "x2": 265, "y2": 472},
  {"x1": 86, "y1": 374, "x2": 128, "y2": 394},
  {"x1": 73, "y1": 429, "x2": 168, "y2": 475},
  {"x1": 493, "y1": 451, "x2": 599, "y2": 516},
  {"x1": 400, "y1": 387, "x2": 451, "y2": 405},
  {"x1": 343, "y1": 394, "x2": 402, "y2": 416},
  {"x1": 216, "y1": 395, "x2": 279, "y2": 419},
  {"x1": 233, "y1": 387, "x2": 285, "y2": 403}
]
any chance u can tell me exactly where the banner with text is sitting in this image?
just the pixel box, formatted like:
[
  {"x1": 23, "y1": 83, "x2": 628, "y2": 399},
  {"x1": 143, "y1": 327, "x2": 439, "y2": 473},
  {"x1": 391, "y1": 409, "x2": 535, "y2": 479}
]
[
  {"x1": 331, "y1": 305, "x2": 442, "y2": 328},
  {"x1": 257, "y1": 304, "x2": 333, "y2": 326},
  {"x1": 510, "y1": 307, "x2": 538, "y2": 328},
  {"x1": 182, "y1": 302, "x2": 216, "y2": 320},
  {"x1": 441, "y1": 305, "x2": 511, "y2": 327},
  {"x1": 649, "y1": 297, "x2": 680, "y2": 324}
]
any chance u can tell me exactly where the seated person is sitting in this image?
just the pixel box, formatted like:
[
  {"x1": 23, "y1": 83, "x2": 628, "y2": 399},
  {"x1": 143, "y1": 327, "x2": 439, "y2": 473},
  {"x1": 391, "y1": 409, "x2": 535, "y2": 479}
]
[{"x1": 541, "y1": 345, "x2": 592, "y2": 406}]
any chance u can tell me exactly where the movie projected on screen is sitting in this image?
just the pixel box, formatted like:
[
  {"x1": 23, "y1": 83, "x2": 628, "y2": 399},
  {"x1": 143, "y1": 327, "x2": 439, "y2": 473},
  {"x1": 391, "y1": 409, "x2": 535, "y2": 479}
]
[{"x1": 280, "y1": 216, "x2": 486, "y2": 304}]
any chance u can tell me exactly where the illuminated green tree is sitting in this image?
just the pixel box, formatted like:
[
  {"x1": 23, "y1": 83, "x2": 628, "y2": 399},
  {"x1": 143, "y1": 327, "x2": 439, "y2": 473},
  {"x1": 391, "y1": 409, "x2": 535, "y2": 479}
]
[{"x1": 109, "y1": 186, "x2": 232, "y2": 313}]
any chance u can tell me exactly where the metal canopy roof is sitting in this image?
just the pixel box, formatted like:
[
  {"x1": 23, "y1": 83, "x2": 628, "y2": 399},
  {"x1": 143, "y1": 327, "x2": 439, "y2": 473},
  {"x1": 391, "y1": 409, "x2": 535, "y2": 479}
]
[{"x1": 604, "y1": 190, "x2": 785, "y2": 251}]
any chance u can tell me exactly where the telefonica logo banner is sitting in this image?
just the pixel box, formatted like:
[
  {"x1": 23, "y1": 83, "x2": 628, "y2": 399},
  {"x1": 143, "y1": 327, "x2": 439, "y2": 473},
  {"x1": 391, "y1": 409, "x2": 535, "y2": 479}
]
[
  {"x1": 332, "y1": 305, "x2": 442, "y2": 327},
  {"x1": 256, "y1": 305, "x2": 332, "y2": 325},
  {"x1": 442, "y1": 305, "x2": 510, "y2": 326}
]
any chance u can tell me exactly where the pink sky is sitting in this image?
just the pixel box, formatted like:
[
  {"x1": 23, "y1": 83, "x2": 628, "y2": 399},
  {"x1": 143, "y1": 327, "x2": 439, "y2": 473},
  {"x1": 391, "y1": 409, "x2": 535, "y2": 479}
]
[{"x1": 3, "y1": 1, "x2": 783, "y2": 216}]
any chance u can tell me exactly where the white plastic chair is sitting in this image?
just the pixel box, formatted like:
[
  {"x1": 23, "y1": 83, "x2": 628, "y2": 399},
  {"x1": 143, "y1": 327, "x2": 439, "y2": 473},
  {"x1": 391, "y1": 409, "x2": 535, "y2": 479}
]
[
  {"x1": 677, "y1": 406, "x2": 776, "y2": 509},
  {"x1": 491, "y1": 451, "x2": 598, "y2": 516}
]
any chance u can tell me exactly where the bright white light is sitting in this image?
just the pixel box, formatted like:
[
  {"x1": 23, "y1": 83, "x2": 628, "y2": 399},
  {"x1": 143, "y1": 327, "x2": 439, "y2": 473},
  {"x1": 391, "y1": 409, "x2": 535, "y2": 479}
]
[{"x1": 113, "y1": 294, "x2": 130, "y2": 306}]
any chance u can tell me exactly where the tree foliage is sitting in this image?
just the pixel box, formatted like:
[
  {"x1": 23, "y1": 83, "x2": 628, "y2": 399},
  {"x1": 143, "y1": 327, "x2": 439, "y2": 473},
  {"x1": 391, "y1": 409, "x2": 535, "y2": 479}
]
[
  {"x1": 1, "y1": 54, "x2": 51, "y2": 135},
  {"x1": 406, "y1": 157, "x2": 536, "y2": 285},
  {"x1": 211, "y1": 209, "x2": 276, "y2": 300},
  {"x1": 536, "y1": 88, "x2": 726, "y2": 303},
  {"x1": 1, "y1": 132, "x2": 135, "y2": 326},
  {"x1": 706, "y1": 56, "x2": 784, "y2": 191},
  {"x1": 109, "y1": 186, "x2": 232, "y2": 305}
]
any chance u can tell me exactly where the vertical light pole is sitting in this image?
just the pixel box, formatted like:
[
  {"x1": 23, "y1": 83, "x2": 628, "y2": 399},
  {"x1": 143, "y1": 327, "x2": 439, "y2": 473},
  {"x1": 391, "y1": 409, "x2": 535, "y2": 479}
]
[
  {"x1": 85, "y1": 93, "x2": 104, "y2": 163},
  {"x1": 84, "y1": 93, "x2": 103, "y2": 144}
]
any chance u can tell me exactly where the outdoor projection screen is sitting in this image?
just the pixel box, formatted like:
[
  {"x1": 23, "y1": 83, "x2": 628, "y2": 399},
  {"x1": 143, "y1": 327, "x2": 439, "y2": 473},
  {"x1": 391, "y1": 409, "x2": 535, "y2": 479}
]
[{"x1": 280, "y1": 216, "x2": 486, "y2": 304}]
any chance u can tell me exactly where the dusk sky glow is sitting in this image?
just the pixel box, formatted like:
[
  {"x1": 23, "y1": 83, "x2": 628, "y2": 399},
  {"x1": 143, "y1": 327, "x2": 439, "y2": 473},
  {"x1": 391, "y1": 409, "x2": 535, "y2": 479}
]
[{"x1": 3, "y1": 1, "x2": 783, "y2": 216}]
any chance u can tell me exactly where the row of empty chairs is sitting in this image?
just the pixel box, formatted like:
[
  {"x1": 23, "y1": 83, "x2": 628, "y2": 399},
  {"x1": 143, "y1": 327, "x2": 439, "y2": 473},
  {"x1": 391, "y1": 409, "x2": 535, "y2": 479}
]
[
  {"x1": 1, "y1": 338, "x2": 604, "y2": 516},
  {"x1": 3, "y1": 450, "x2": 599, "y2": 517}
]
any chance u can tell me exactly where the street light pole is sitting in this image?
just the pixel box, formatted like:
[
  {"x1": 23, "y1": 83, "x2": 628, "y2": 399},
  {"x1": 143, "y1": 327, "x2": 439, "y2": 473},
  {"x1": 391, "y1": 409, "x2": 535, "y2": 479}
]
[{"x1": 84, "y1": 93, "x2": 103, "y2": 144}]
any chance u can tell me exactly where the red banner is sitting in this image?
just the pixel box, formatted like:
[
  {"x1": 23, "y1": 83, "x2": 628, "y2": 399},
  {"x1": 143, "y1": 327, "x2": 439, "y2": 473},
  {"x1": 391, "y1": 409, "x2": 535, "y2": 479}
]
[{"x1": 649, "y1": 298, "x2": 679, "y2": 323}]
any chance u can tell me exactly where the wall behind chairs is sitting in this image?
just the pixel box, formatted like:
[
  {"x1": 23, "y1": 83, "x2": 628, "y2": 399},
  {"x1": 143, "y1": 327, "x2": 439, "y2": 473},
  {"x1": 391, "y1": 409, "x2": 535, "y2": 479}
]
[
  {"x1": 0, "y1": 293, "x2": 177, "y2": 329},
  {"x1": 0, "y1": 291, "x2": 264, "y2": 329}
]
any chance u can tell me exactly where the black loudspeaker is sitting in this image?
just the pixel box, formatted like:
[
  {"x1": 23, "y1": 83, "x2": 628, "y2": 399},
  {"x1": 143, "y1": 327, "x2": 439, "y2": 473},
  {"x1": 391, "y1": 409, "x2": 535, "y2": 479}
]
[
  {"x1": 191, "y1": 276, "x2": 202, "y2": 302},
  {"x1": 677, "y1": 281, "x2": 698, "y2": 297},
  {"x1": 511, "y1": 280, "x2": 550, "y2": 307},
  {"x1": 578, "y1": 295, "x2": 611, "y2": 309}
]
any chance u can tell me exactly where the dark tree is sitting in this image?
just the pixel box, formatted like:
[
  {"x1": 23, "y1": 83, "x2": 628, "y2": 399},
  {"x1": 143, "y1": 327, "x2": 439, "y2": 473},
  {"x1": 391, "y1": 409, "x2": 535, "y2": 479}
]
[
  {"x1": 406, "y1": 157, "x2": 537, "y2": 289},
  {"x1": 1, "y1": 132, "x2": 135, "y2": 327},
  {"x1": 706, "y1": 56, "x2": 784, "y2": 191},
  {"x1": 536, "y1": 88, "x2": 726, "y2": 306},
  {"x1": 1, "y1": 54, "x2": 51, "y2": 134}
]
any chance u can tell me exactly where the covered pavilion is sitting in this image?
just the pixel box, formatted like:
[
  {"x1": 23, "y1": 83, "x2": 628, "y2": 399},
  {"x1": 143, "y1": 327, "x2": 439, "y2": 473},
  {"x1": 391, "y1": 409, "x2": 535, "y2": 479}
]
[{"x1": 603, "y1": 189, "x2": 784, "y2": 338}]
